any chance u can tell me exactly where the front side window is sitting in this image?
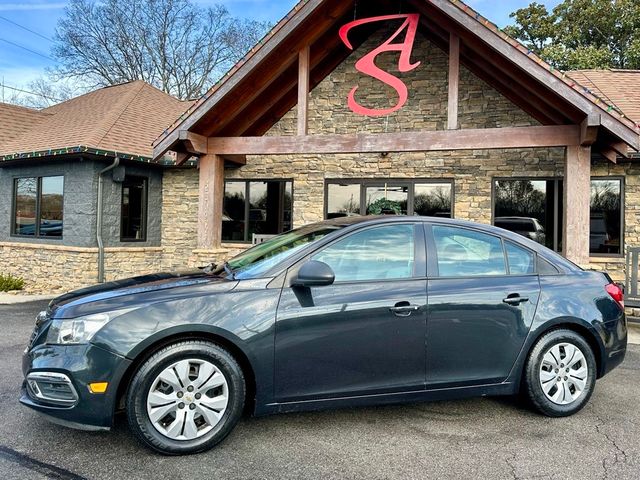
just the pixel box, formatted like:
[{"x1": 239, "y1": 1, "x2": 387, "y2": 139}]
[
  {"x1": 433, "y1": 225, "x2": 506, "y2": 277},
  {"x1": 312, "y1": 224, "x2": 416, "y2": 282},
  {"x1": 121, "y1": 176, "x2": 148, "y2": 241},
  {"x1": 326, "y1": 180, "x2": 453, "y2": 219},
  {"x1": 13, "y1": 176, "x2": 64, "y2": 238},
  {"x1": 223, "y1": 180, "x2": 293, "y2": 243}
]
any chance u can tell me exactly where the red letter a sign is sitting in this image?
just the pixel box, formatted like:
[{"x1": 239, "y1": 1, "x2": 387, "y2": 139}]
[{"x1": 339, "y1": 14, "x2": 421, "y2": 116}]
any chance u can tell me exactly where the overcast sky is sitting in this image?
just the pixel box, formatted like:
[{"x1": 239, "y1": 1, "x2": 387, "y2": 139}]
[{"x1": 0, "y1": 0, "x2": 562, "y2": 102}]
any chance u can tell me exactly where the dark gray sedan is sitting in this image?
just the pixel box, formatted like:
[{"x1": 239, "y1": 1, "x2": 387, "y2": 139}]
[{"x1": 21, "y1": 217, "x2": 627, "y2": 455}]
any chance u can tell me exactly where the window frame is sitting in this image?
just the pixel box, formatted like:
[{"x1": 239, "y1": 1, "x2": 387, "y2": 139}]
[
  {"x1": 491, "y1": 176, "x2": 625, "y2": 259},
  {"x1": 120, "y1": 175, "x2": 149, "y2": 243},
  {"x1": 222, "y1": 178, "x2": 294, "y2": 244},
  {"x1": 324, "y1": 178, "x2": 455, "y2": 219},
  {"x1": 11, "y1": 175, "x2": 64, "y2": 240}
]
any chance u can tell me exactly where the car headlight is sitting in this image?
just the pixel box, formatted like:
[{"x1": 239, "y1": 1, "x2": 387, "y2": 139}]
[{"x1": 46, "y1": 311, "x2": 127, "y2": 345}]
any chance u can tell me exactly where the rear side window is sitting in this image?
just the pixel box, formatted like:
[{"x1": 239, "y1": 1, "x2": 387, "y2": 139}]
[
  {"x1": 505, "y1": 242, "x2": 535, "y2": 275},
  {"x1": 433, "y1": 226, "x2": 506, "y2": 277},
  {"x1": 312, "y1": 224, "x2": 416, "y2": 282}
]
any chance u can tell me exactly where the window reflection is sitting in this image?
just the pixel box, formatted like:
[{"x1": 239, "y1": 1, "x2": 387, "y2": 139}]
[
  {"x1": 327, "y1": 183, "x2": 360, "y2": 219},
  {"x1": 434, "y1": 226, "x2": 507, "y2": 277},
  {"x1": 590, "y1": 179, "x2": 622, "y2": 255},
  {"x1": 494, "y1": 180, "x2": 560, "y2": 251},
  {"x1": 325, "y1": 180, "x2": 453, "y2": 219},
  {"x1": 366, "y1": 185, "x2": 408, "y2": 215},
  {"x1": 14, "y1": 176, "x2": 63, "y2": 238},
  {"x1": 222, "y1": 180, "x2": 293, "y2": 243},
  {"x1": 121, "y1": 176, "x2": 147, "y2": 241},
  {"x1": 414, "y1": 183, "x2": 452, "y2": 218},
  {"x1": 312, "y1": 224, "x2": 416, "y2": 282}
]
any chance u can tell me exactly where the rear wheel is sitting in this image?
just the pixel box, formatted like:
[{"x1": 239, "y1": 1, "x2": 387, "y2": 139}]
[
  {"x1": 524, "y1": 329, "x2": 596, "y2": 417},
  {"x1": 126, "y1": 340, "x2": 245, "y2": 455}
]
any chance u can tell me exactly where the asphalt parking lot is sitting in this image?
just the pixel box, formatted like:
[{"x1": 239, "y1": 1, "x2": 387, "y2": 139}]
[{"x1": 1, "y1": 301, "x2": 638, "y2": 480}]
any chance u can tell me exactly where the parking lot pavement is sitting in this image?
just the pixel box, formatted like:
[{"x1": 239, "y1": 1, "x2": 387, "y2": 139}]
[{"x1": 1, "y1": 301, "x2": 638, "y2": 480}]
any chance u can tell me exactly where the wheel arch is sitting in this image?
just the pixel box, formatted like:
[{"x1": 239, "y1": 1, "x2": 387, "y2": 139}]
[
  {"x1": 512, "y1": 319, "x2": 606, "y2": 388},
  {"x1": 113, "y1": 326, "x2": 258, "y2": 419}
]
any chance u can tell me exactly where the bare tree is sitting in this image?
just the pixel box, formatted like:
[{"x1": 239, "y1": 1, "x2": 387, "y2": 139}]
[{"x1": 51, "y1": 0, "x2": 270, "y2": 100}]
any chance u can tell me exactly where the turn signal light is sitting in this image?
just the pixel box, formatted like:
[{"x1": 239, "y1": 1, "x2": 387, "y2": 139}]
[
  {"x1": 88, "y1": 382, "x2": 109, "y2": 394},
  {"x1": 605, "y1": 283, "x2": 624, "y2": 308}
]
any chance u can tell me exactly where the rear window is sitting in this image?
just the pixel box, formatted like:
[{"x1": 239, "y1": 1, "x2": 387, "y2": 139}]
[{"x1": 433, "y1": 226, "x2": 507, "y2": 277}]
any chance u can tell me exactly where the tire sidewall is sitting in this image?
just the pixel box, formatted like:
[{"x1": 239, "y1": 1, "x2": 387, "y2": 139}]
[
  {"x1": 525, "y1": 330, "x2": 597, "y2": 417},
  {"x1": 127, "y1": 341, "x2": 245, "y2": 455}
]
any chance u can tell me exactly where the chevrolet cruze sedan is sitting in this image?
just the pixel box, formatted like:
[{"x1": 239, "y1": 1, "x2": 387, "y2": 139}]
[{"x1": 21, "y1": 217, "x2": 627, "y2": 455}]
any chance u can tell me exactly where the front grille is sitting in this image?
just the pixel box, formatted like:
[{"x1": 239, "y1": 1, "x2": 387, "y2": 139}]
[{"x1": 26, "y1": 372, "x2": 79, "y2": 407}]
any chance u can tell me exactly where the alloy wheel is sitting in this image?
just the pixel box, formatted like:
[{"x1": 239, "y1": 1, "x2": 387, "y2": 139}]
[
  {"x1": 146, "y1": 358, "x2": 229, "y2": 441},
  {"x1": 539, "y1": 342, "x2": 588, "y2": 406}
]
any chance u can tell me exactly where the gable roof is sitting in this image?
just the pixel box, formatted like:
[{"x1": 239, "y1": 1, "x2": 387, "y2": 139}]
[
  {"x1": 1, "y1": 80, "x2": 194, "y2": 162},
  {"x1": 568, "y1": 70, "x2": 640, "y2": 124},
  {"x1": 152, "y1": 0, "x2": 640, "y2": 161}
]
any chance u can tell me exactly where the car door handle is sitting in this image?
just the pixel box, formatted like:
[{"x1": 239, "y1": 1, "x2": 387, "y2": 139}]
[
  {"x1": 503, "y1": 294, "x2": 529, "y2": 306},
  {"x1": 389, "y1": 302, "x2": 421, "y2": 317}
]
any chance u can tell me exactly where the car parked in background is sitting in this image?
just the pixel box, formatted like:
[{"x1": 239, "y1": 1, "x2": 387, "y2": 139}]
[
  {"x1": 21, "y1": 217, "x2": 627, "y2": 455},
  {"x1": 495, "y1": 216, "x2": 546, "y2": 246}
]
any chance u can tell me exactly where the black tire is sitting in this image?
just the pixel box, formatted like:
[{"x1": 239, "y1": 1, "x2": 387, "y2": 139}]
[
  {"x1": 126, "y1": 340, "x2": 245, "y2": 455},
  {"x1": 524, "y1": 329, "x2": 597, "y2": 417}
]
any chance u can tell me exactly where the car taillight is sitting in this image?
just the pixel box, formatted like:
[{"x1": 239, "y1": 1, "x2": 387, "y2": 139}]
[{"x1": 605, "y1": 283, "x2": 624, "y2": 308}]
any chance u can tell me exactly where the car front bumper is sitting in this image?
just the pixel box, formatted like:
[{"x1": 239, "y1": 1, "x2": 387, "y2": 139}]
[{"x1": 21, "y1": 343, "x2": 132, "y2": 430}]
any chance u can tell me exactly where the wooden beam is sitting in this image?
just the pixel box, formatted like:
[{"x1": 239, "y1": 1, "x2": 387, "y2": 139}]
[
  {"x1": 297, "y1": 46, "x2": 310, "y2": 136},
  {"x1": 426, "y1": 0, "x2": 640, "y2": 150},
  {"x1": 448, "y1": 33, "x2": 460, "y2": 130},
  {"x1": 197, "y1": 154, "x2": 225, "y2": 249},
  {"x1": 580, "y1": 114, "x2": 600, "y2": 146},
  {"x1": 597, "y1": 147, "x2": 618, "y2": 164},
  {"x1": 564, "y1": 145, "x2": 591, "y2": 265},
  {"x1": 607, "y1": 140, "x2": 631, "y2": 158},
  {"x1": 179, "y1": 131, "x2": 209, "y2": 155},
  {"x1": 207, "y1": 125, "x2": 580, "y2": 155}
]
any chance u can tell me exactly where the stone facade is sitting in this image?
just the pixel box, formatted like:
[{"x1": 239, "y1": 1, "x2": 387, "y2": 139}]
[{"x1": 2, "y1": 27, "x2": 638, "y2": 295}]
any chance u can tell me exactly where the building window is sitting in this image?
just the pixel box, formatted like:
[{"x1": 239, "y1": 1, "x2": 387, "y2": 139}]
[
  {"x1": 493, "y1": 178, "x2": 624, "y2": 256},
  {"x1": 13, "y1": 176, "x2": 64, "y2": 238},
  {"x1": 121, "y1": 176, "x2": 148, "y2": 241},
  {"x1": 590, "y1": 178, "x2": 623, "y2": 255},
  {"x1": 325, "y1": 180, "x2": 453, "y2": 219},
  {"x1": 222, "y1": 180, "x2": 293, "y2": 243}
]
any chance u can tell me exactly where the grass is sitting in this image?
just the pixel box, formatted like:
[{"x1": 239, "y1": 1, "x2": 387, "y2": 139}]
[{"x1": 0, "y1": 273, "x2": 25, "y2": 292}]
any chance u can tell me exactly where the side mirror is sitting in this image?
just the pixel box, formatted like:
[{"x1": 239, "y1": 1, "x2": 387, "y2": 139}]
[{"x1": 293, "y1": 261, "x2": 335, "y2": 287}]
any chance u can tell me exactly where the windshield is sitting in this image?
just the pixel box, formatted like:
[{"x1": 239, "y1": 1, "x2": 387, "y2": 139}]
[{"x1": 216, "y1": 224, "x2": 343, "y2": 280}]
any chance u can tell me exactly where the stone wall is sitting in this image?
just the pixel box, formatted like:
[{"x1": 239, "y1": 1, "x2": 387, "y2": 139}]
[{"x1": 0, "y1": 242, "x2": 165, "y2": 293}]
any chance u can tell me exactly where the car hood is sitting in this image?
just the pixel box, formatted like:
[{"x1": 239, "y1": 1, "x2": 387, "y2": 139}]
[{"x1": 49, "y1": 270, "x2": 235, "y2": 318}]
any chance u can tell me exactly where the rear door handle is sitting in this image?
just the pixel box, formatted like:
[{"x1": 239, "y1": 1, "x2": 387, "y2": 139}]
[
  {"x1": 390, "y1": 302, "x2": 421, "y2": 317},
  {"x1": 503, "y1": 294, "x2": 529, "y2": 306}
]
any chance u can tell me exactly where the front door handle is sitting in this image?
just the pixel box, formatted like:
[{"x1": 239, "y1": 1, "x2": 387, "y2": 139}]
[
  {"x1": 503, "y1": 294, "x2": 529, "y2": 306},
  {"x1": 390, "y1": 302, "x2": 421, "y2": 317}
]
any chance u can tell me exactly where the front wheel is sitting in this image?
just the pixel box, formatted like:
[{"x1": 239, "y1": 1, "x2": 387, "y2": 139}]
[
  {"x1": 126, "y1": 340, "x2": 245, "y2": 455},
  {"x1": 524, "y1": 329, "x2": 597, "y2": 417}
]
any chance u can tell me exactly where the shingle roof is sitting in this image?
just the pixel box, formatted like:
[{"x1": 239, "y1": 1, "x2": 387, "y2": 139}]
[
  {"x1": 0, "y1": 102, "x2": 51, "y2": 147},
  {"x1": 0, "y1": 80, "x2": 194, "y2": 160},
  {"x1": 567, "y1": 70, "x2": 640, "y2": 123}
]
